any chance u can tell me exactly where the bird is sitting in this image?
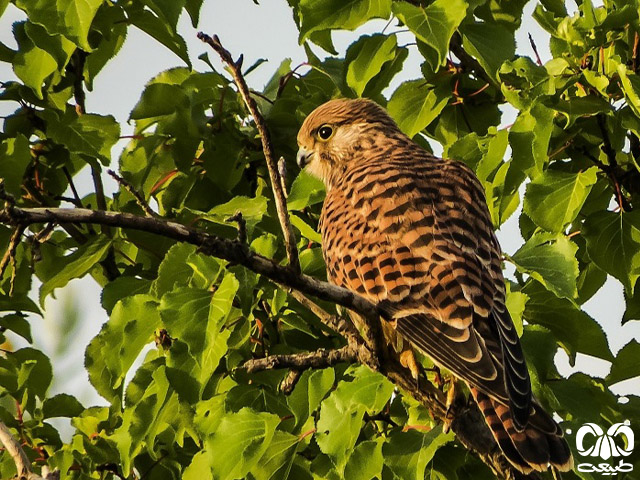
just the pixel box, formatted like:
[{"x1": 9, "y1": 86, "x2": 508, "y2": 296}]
[{"x1": 295, "y1": 98, "x2": 573, "y2": 474}]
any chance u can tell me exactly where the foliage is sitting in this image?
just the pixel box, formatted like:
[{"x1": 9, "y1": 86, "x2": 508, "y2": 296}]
[{"x1": 0, "y1": 0, "x2": 639, "y2": 479}]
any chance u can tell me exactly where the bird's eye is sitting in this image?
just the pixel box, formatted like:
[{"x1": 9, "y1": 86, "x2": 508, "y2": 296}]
[{"x1": 317, "y1": 125, "x2": 334, "y2": 141}]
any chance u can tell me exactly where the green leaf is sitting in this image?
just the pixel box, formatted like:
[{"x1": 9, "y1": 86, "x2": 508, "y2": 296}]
[
  {"x1": 206, "y1": 407, "x2": 280, "y2": 480},
  {"x1": 508, "y1": 102, "x2": 554, "y2": 178},
  {"x1": 583, "y1": 211, "x2": 640, "y2": 293},
  {"x1": 623, "y1": 286, "x2": 640, "y2": 324},
  {"x1": 505, "y1": 287, "x2": 527, "y2": 337},
  {"x1": 128, "y1": 8, "x2": 190, "y2": 66},
  {"x1": 343, "y1": 439, "x2": 384, "y2": 480},
  {"x1": 85, "y1": 294, "x2": 162, "y2": 403},
  {"x1": 0, "y1": 135, "x2": 31, "y2": 196},
  {"x1": 523, "y1": 167, "x2": 598, "y2": 233},
  {"x1": 316, "y1": 366, "x2": 394, "y2": 472},
  {"x1": 288, "y1": 171, "x2": 326, "y2": 211},
  {"x1": 15, "y1": 0, "x2": 103, "y2": 50},
  {"x1": 160, "y1": 274, "x2": 239, "y2": 389},
  {"x1": 250, "y1": 430, "x2": 300, "y2": 480},
  {"x1": 617, "y1": 64, "x2": 640, "y2": 118},
  {"x1": 101, "y1": 276, "x2": 151, "y2": 314},
  {"x1": 45, "y1": 112, "x2": 121, "y2": 163},
  {"x1": 607, "y1": 340, "x2": 640, "y2": 386},
  {"x1": 152, "y1": 243, "x2": 197, "y2": 298},
  {"x1": 12, "y1": 23, "x2": 58, "y2": 99},
  {"x1": 130, "y1": 83, "x2": 189, "y2": 120},
  {"x1": 288, "y1": 368, "x2": 335, "y2": 430},
  {"x1": 522, "y1": 281, "x2": 613, "y2": 363},
  {"x1": 388, "y1": 80, "x2": 449, "y2": 138},
  {"x1": 511, "y1": 233, "x2": 579, "y2": 300},
  {"x1": 39, "y1": 236, "x2": 112, "y2": 306},
  {"x1": 0, "y1": 314, "x2": 32, "y2": 343},
  {"x1": 462, "y1": 22, "x2": 515, "y2": 81},
  {"x1": 392, "y1": 0, "x2": 467, "y2": 70},
  {"x1": 42, "y1": 393, "x2": 85, "y2": 418},
  {"x1": 290, "y1": 214, "x2": 322, "y2": 243},
  {"x1": 298, "y1": 0, "x2": 392, "y2": 42},
  {"x1": 383, "y1": 427, "x2": 454, "y2": 480},
  {"x1": 345, "y1": 34, "x2": 397, "y2": 97}
]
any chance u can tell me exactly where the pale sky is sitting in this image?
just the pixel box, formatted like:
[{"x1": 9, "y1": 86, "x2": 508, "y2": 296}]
[{"x1": 0, "y1": 0, "x2": 637, "y2": 407}]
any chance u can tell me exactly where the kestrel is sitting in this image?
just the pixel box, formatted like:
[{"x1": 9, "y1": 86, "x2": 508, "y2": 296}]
[{"x1": 296, "y1": 98, "x2": 573, "y2": 474}]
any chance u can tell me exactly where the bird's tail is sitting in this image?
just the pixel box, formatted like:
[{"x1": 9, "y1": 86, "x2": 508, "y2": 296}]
[{"x1": 470, "y1": 387, "x2": 574, "y2": 474}]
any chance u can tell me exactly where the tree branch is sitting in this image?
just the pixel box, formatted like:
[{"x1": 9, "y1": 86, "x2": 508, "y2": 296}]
[
  {"x1": 0, "y1": 421, "x2": 45, "y2": 480},
  {"x1": 241, "y1": 346, "x2": 357, "y2": 374},
  {"x1": 0, "y1": 204, "x2": 533, "y2": 479},
  {"x1": 198, "y1": 32, "x2": 300, "y2": 274}
]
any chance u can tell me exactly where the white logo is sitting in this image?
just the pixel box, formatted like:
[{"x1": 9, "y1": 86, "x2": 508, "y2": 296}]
[{"x1": 574, "y1": 420, "x2": 634, "y2": 475}]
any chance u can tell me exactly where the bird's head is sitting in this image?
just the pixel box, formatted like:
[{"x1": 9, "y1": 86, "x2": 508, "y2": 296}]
[{"x1": 296, "y1": 98, "x2": 404, "y2": 186}]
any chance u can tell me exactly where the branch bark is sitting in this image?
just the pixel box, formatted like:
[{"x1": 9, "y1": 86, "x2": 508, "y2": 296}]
[
  {"x1": 0, "y1": 204, "x2": 530, "y2": 480},
  {"x1": 241, "y1": 346, "x2": 357, "y2": 374},
  {"x1": 198, "y1": 32, "x2": 300, "y2": 274},
  {"x1": 0, "y1": 421, "x2": 45, "y2": 480}
]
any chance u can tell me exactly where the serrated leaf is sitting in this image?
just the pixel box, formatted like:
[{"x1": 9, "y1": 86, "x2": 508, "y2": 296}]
[
  {"x1": 152, "y1": 243, "x2": 197, "y2": 298},
  {"x1": 46, "y1": 112, "x2": 121, "y2": 163},
  {"x1": 388, "y1": 80, "x2": 449, "y2": 138},
  {"x1": 160, "y1": 274, "x2": 238, "y2": 390},
  {"x1": 42, "y1": 393, "x2": 84, "y2": 418},
  {"x1": 288, "y1": 368, "x2": 335, "y2": 430},
  {"x1": 508, "y1": 102, "x2": 554, "y2": 178},
  {"x1": 250, "y1": 430, "x2": 299, "y2": 480},
  {"x1": 511, "y1": 233, "x2": 579, "y2": 300},
  {"x1": 462, "y1": 22, "x2": 515, "y2": 81},
  {"x1": 130, "y1": 83, "x2": 189, "y2": 120},
  {"x1": 298, "y1": 0, "x2": 392, "y2": 42},
  {"x1": 206, "y1": 407, "x2": 280, "y2": 480},
  {"x1": 15, "y1": 0, "x2": 103, "y2": 50},
  {"x1": 39, "y1": 236, "x2": 112, "y2": 306},
  {"x1": 345, "y1": 34, "x2": 397, "y2": 96},
  {"x1": 383, "y1": 427, "x2": 454, "y2": 480},
  {"x1": 85, "y1": 294, "x2": 162, "y2": 403},
  {"x1": 0, "y1": 135, "x2": 31, "y2": 196},
  {"x1": 344, "y1": 439, "x2": 384, "y2": 480},
  {"x1": 12, "y1": 23, "x2": 57, "y2": 99},
  {"x1": 522, "y1": 281, "x2": 613, "y2": 363},
  {"x1": 523, "y1": 167, "x2": 598, "y2": 233},
  {"x1": 288, "y1": 171, "x2": 326, "y2": 211},
  {"x1": 392, "y1": 0, "x2": 467, "y2": 69},
  {"x1": 606, "y1": 340, "x2": 640, "y2": 386},
  {"x1": 316, "y1": 366, "x2": 394, "y2": 472},
  {"x1": 583, "y1": 211, "x2": 640, "y2": 293}
]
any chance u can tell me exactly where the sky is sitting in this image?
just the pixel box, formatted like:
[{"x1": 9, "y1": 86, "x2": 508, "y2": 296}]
[{"x1": 0, "y1": 0, "x2": 638, "y2": 409}]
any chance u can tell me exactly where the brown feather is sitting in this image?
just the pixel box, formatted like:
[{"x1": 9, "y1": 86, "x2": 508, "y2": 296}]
[{"x1": 297, "y1": 98, "x2": 573, "y2": 474}]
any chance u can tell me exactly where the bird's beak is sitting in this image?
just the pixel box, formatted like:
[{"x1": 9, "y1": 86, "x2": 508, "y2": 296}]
[{"x1": 296, "y1": 147, "x2": 313, "y2": 169}]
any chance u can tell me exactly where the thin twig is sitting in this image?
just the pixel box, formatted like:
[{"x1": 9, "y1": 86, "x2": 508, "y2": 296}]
[
  {"x1": 0, "y1": 421, "x2": 45, "y2": 480},
  {"x1": 528, "y1": 33, "x2": 543, "y2": 66},
  {"x1": 226, "y1": 212, "x2": 247, "y2": 244},
  {"x1": 241, "y1": 346, "x2": 357, "y2": 374},
  {"x1": 0, "y1": 225, "x2": 25, "y2": 286},
  {"x1": 62, "y1": 167, "x2": 83, "y2": 208},
  {"x1": 280, "y1": 369, "x2": 303, "y2": 395},
  {"x1": 198, "y1": 32, "x2": 300, "y2": 274},
  {"x1": 71, "y1": 49, "x2": 87, "y2": 116},
  {"x1": 107, "y1": 169, "x2": 155, "y2": 217}
]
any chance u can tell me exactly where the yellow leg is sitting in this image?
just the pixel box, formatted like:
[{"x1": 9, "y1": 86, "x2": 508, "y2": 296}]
[{"x1": 443, "y1": 378, "x2": 459, "y2": 433}]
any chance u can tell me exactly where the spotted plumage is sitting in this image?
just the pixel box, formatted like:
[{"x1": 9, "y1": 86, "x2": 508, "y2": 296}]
[{"x1": 296, "y1": 98, "x2": 573, "y2": 474}]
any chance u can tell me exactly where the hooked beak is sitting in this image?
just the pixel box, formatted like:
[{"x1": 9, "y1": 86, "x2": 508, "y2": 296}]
[{"x1": 296, "y1": 147, "x2": 314, "y2": 169}]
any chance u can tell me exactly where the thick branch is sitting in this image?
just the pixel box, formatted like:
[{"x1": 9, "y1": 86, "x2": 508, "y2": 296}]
[
  {"x1": 0, "y1": 205, "x2": 529, "y2": 479},
  {"x1": 0, "y1": 421, "x2": 44, "y2": 480},
  {"x1": 198, "y1": 32, "x2": 300, "y2": 274}
]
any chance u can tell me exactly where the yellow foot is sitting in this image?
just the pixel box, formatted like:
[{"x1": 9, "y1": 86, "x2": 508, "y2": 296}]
[
  {"x1": 442, "y1": 378, "x2": 459, "y2": 433},
  {"x1": 399, "y1": 348, "x2": 421, "y2": 388}
]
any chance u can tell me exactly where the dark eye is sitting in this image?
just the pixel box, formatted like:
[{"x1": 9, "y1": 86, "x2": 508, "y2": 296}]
[{"x1": 318, "y1": 125, "x2": 333, "y2": 140}]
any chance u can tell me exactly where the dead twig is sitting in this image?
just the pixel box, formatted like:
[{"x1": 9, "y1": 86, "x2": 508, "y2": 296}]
[
  {"x1": 107, "y1": 169, "x2": 155, "y2": 218},
  {"x1": 0, "y1": 225, "x2": 25, "y2": 294},
  {"x1": 197, "y1": 32, "x2": 300, "y2": 274},
  {"x1": 528, "y1": 33, "x2": 543, "y2": 66}
]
